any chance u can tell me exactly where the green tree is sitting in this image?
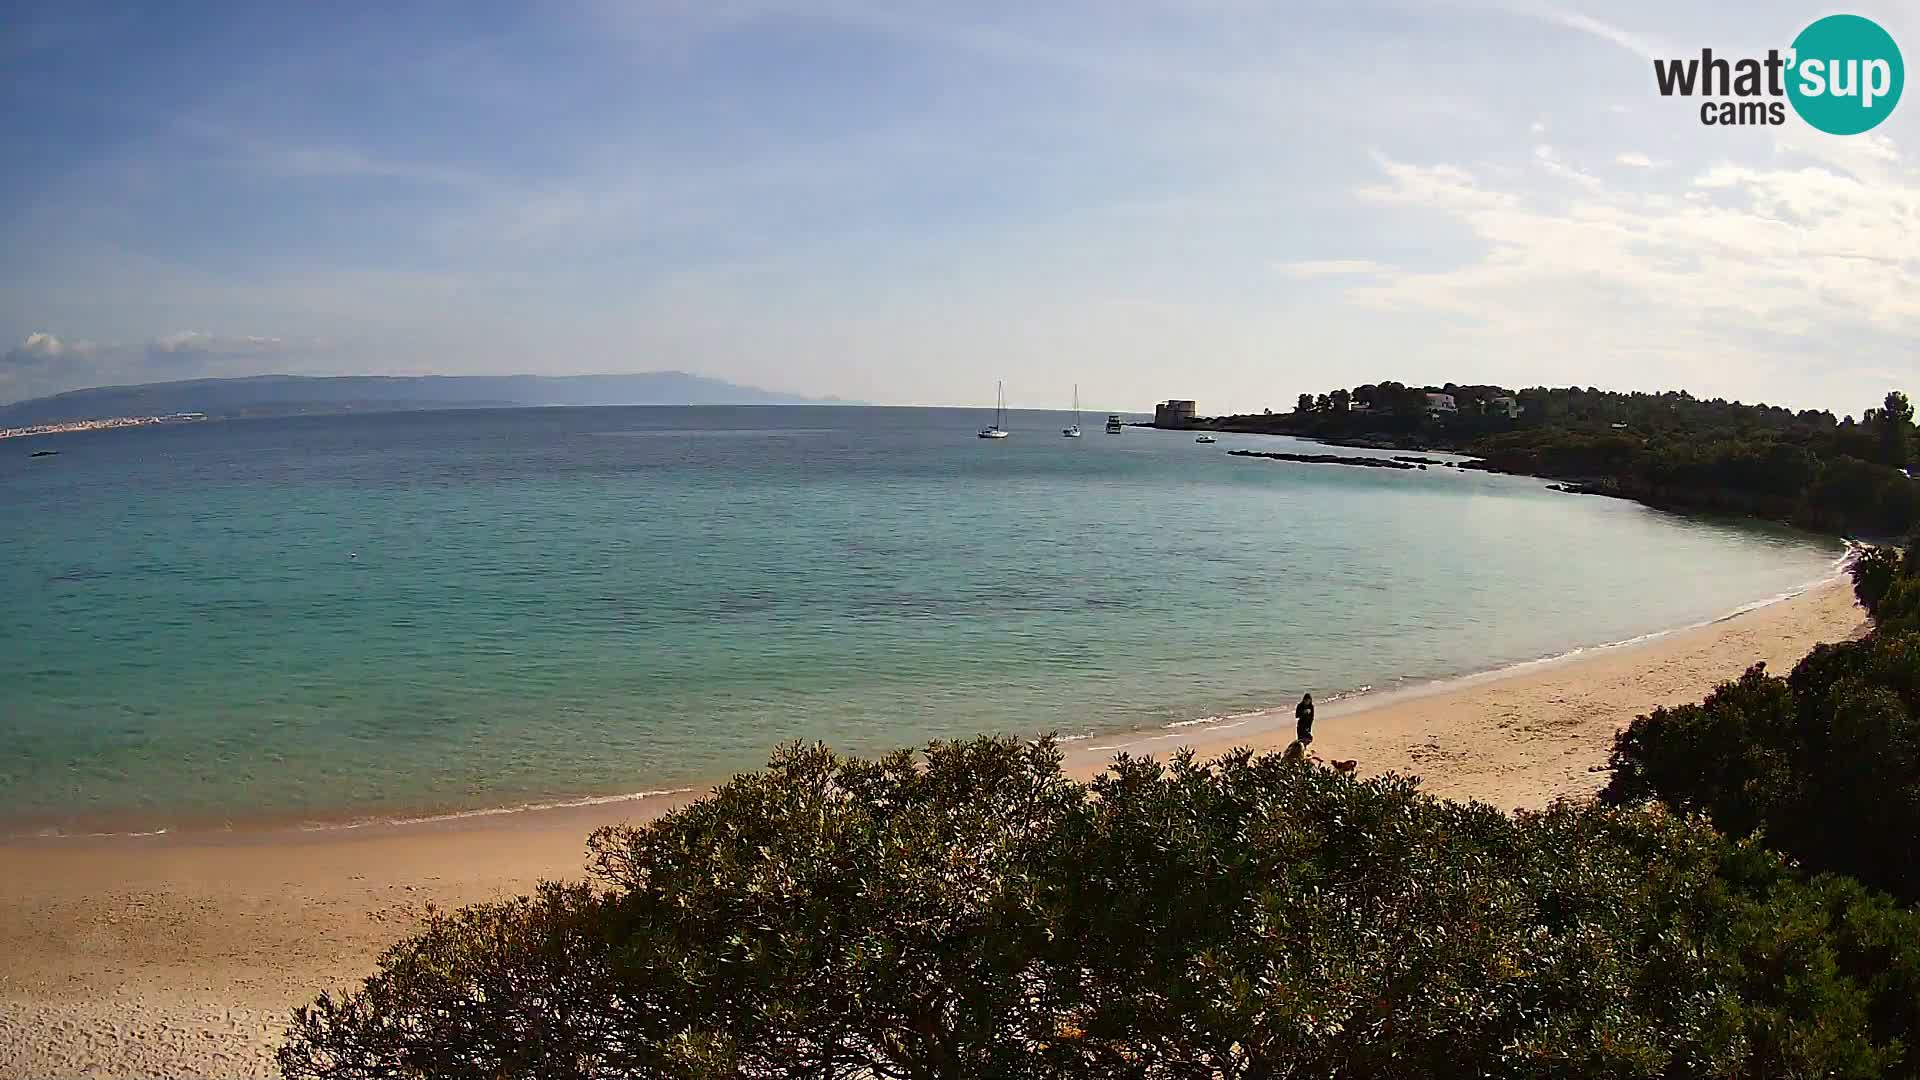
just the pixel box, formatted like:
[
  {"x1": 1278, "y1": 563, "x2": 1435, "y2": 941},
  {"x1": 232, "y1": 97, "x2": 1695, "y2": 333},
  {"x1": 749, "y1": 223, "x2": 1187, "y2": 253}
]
[
  {"x1": 1878, "y1": 390, "x2": 1913, "y2": 468},
  {"x1": 1296, "y1": 393, "x2": 1314, "y2": 414}
]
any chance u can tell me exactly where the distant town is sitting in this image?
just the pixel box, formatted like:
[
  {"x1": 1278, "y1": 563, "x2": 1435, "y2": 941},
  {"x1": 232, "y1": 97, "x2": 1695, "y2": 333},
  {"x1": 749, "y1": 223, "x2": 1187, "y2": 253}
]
[{"x1": 1, "y1": 412, "x2": 206, "y2": 441}]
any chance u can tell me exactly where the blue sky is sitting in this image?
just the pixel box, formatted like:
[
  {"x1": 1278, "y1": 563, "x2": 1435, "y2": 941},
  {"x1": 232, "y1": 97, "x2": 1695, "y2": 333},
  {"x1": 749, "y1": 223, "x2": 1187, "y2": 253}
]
[{"x1": 3, "y1": 1, "x2": 1917, "y2": 413}]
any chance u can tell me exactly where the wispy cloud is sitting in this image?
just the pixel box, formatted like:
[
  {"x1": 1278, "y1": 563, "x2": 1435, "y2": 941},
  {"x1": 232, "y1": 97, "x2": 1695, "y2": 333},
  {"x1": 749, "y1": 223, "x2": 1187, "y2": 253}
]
[
  {"x1": 1533, "y1": 144, "x2": 1602, "y2": 189},
  {"x1": 2, "y1": 330, "x2": 332, "y2": 401},
  {"x1": 5, "y1": 1, "x2": 1917, "y2": 412},
  {"x1": 254, "y1": 145, "x2": 490, "y2": 189},
  {"x1": 1504, "y1": 4, "x2": 1665, "y2": 59},
  {"x1": 1273, "y1": 259, "x2": 1396, "y2": 279},
  {"x1": 1319, "y1": 134, "x2": 1920, "y2": 401}
]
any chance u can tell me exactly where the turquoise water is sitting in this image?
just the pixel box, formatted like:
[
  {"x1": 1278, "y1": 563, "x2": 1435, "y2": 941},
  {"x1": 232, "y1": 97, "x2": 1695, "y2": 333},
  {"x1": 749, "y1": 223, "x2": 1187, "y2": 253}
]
[{"x1": 0, "y1": 406, "x2": 1842, "y2": 834}]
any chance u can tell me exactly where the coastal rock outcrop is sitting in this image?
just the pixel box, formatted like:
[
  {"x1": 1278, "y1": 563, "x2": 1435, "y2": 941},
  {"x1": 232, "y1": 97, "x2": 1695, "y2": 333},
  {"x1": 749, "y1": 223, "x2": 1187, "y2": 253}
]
[{"x1": 1228, "y1": 450, "x2": 1418, "y2": 470}]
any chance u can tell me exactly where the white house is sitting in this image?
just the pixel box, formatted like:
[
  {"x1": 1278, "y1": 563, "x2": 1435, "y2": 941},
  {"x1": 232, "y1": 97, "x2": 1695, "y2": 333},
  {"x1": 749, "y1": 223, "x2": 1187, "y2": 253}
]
[
  {"x1": 1424, "y1": 392, "x2": 1457, "y2": 414},
  {"x1": 1486, "y1": 395, "x2": 1522, "y2": 418}
]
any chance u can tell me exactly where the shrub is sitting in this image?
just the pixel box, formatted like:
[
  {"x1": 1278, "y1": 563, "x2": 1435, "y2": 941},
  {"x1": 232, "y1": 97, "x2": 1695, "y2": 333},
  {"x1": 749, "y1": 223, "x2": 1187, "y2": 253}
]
[
  {"x1": 1851, "y1": 544, "x2": 1904, "y2": 618},
  {"x1": 282, "y1": 739, "x2": 1920, "y2": 1079},
  {"x1": 1605, "y1": 550, "x2": 1920, "y2": 903}
]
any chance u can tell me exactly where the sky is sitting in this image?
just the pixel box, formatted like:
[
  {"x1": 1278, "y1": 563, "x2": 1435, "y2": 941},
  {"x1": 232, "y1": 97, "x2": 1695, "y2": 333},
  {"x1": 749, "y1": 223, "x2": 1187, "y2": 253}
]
[{"x1": 2, "y1": 1, "x2": 1917, "y2": 414}]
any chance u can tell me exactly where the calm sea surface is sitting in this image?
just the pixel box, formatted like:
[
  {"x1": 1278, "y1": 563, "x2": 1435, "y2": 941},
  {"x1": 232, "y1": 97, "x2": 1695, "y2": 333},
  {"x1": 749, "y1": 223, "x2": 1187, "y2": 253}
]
[{"x1": 0, "y1": 405, "x2": 1843, "y2": 834}]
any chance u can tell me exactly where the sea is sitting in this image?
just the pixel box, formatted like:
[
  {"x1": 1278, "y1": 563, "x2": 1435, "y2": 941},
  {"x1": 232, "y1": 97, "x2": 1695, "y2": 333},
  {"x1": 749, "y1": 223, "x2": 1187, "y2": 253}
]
[{"x1": 0, "y1": 405, "x2": 1846, "y2": 835}]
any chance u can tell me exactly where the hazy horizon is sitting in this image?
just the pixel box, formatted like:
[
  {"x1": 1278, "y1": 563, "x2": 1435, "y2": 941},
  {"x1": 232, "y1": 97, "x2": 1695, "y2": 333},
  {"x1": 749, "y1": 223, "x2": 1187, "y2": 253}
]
[{"x1": 4, "y1": 2, "x2": 1916, "y2": 414}]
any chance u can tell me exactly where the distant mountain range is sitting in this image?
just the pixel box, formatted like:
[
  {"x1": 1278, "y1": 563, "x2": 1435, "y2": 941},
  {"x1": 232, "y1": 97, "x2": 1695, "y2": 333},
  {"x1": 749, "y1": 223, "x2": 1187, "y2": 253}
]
[{"x1": 0, "y1": 373, "x2": 850, "y2": 426}]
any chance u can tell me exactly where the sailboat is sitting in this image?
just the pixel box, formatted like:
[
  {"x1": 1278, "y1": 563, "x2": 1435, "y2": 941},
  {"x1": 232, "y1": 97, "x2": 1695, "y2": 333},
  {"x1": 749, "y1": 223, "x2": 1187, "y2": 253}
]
[
  {"x1": 978, "y1": 381, "x2": 1010, "y2": 439},
  {"x1": 1062, "y1": 385, "x2": 1083, "y2": 437}
]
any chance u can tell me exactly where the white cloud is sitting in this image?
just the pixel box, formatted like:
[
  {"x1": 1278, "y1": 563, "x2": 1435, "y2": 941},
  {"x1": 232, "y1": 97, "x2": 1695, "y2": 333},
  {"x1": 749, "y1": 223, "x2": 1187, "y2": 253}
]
[
  {"x1": 1272, "y1": 259, "x2": 1396, "y2": 279},
  {"x1": 1512, "y1": 5, "x2": 1665, "y2": 60},
  {"x1": 1317, "y1": 135, "x2": 1920, "y2": 404},
  {"x1": 0, "y1": 330, "x2": 329, "y2": 403},
  {"x1": 148, "y1": 331, "x2": 290, "y2": 354},
  {"x1": 3, "y1": 332, "x2": 102, "y2": 373},
  {"x1": 12, "y1": 331, "x2": 73, "y2": 360},
  {"x1": 1615, "y1": 152, "x2": 1657, "y2": 168},
  {"x1": 1533, "y1": 144, "x2": 1601, "y2": 189}
]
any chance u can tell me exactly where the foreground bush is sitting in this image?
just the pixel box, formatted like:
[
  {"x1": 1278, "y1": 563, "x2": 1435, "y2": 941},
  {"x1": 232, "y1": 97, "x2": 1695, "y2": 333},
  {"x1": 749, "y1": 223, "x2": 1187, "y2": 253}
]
[
  {"x1": 281, "y1": 738, "x2": 1920, "y2": 1079},
  {"x1": 1604, "y1": 552, "x2": 1920, "y2": 903}
]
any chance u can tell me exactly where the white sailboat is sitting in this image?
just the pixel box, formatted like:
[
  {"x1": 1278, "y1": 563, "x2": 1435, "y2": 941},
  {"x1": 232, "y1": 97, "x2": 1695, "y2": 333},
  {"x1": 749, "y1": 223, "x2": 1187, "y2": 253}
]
[
  {"x1": 978, "y1": 381, "x2": 1010, "y2": 439},
  {"x1": 1062, "y1": 385, "x2": 1083, "y2": 437}
]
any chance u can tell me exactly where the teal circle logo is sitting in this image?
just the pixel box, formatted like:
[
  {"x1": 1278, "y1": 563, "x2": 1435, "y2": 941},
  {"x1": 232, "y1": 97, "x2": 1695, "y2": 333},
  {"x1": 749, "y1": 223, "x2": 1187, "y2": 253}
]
[{"x1": 1787, "y1": 14, "x2": 1903, "y2": 135}]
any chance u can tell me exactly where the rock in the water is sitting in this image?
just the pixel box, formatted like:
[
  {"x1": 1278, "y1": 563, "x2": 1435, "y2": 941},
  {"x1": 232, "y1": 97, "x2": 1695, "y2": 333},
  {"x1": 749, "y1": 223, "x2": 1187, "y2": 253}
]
[{"x1": 1228, "y1": 450, "x2": 1417, "y2": 470}]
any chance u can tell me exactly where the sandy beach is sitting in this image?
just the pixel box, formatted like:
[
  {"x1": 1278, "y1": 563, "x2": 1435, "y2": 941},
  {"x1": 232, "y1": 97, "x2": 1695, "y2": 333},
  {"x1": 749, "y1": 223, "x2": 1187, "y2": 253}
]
[{"x1": 0, "y1": 578, "x2": 1867, "y2": 1079}]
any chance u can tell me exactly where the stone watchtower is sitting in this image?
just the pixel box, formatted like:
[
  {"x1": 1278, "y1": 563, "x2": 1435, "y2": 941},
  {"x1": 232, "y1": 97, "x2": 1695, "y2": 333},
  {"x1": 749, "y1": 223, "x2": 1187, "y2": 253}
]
[{"x1": 1154, "y1": 400, "x2": 1197, "y2": 428}]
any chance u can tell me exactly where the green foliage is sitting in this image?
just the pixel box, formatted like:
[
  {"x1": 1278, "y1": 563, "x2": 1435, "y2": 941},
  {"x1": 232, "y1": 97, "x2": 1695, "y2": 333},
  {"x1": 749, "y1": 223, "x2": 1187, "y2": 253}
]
[
  {"x1": 1849, "y1": 545, "x2": 1903, "y2": 617},
  {"x1": 1605, "y1": 548, "x2": 1920, "y2": 903},
  {"x1": 1867, "y1": 391, "x2": 1914, "y2": 469},
  {"x1": 585, "y1": 737, "x2": 1080, "y2": 1078},
  {"x1": 283, "y1": 738, "x2": 1920, "y2": 1079},
  {"x1": 1209, "y1": 384, "x2": 1920, "y2": 538},
  {"x1": 277, "y1": 882, "x2": 670, "y2": 1079},
  {"x1": 1850, "y1": 541, "x2": 1920, "y2": 634}
]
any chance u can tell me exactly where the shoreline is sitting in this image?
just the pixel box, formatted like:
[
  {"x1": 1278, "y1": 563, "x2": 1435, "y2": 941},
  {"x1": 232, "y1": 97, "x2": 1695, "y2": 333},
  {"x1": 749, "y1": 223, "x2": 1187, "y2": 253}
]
[
  {"x1": 2, "y1": 559, "x2": 1854, "y2": 846},
  {"x1": 0, "y1": 578, "x2": 1867, "y2": 1078},
  {"x1": 1061, "y1": 574, "x2": 1863, "y2": 804}
]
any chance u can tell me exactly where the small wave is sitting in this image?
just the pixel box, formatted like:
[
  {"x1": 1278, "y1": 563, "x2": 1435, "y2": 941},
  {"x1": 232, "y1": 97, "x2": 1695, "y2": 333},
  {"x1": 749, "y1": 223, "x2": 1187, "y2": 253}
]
[
  {"x1": 1386, "y1": 566, "x2": 1849, "y2": 696},
  {"x1": 13, "y1": 825, "x2": 173, "y2": 840},
  {"x1": 1077, "y1": 569, "x2": 1849, "y2": 760},
  {"x1": 1089, "y1": 718, "x2": 1255, "y2": 753},
  {"x1": 1715, "y1": 563, "x2": 1850, "y2": 625},
  {"x1": 299, "y1": 787, "x2": 701, "y2": 832}
]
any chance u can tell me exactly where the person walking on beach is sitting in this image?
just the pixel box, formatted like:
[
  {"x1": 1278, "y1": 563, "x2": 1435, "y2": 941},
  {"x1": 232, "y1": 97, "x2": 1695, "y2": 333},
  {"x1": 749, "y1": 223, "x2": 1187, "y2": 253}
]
[{"x1": 1295, "y1": 693, "x2": 1315, "y2": 745}]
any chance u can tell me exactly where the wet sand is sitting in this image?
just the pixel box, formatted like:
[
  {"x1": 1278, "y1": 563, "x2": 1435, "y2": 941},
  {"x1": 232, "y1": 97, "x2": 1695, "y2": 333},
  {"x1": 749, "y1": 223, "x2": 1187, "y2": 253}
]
[{"x1": 0, "y1": 578, "x2": 1866, "y2": 1079}]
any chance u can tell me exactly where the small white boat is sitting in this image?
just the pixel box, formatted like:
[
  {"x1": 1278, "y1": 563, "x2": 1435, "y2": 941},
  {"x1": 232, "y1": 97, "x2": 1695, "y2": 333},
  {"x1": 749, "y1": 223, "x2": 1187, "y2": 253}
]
[
  {"x1": 1105, "y1": 414, "x2": 1123, "y2": 434},
  {"x1": 978, "y1": 381, "x2": 1011, "y2": 439},
  {"x1": 1062, "y1": 384, "x2": 1083, "y2": 437},
  {"x1": 1195, "y1": 434, "x2": 1217, "y2": 444}
]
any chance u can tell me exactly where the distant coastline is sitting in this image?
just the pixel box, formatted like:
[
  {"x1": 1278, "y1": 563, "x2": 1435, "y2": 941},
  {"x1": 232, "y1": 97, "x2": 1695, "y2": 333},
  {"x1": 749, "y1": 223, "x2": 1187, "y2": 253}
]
[
  {"x1": 1, "y1": 412, "x2": 206, "y2": 441},
  {"x1": 0, "y1": 371, "x2": 851, "y2": 428}
]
